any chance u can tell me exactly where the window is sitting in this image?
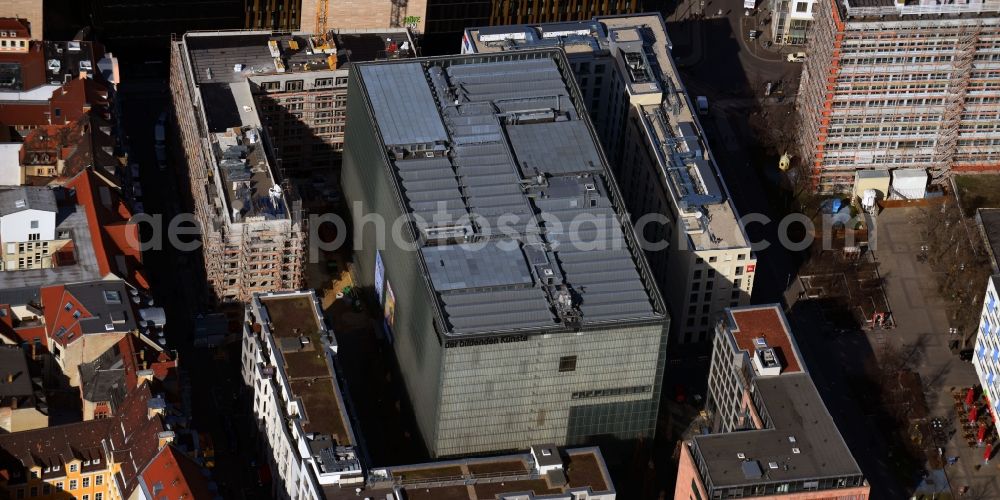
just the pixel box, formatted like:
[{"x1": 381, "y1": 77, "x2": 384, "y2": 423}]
[
  {"x1": 69, "y1": 464, "x2": 77, "y2": 473},
  {"x1": 709, "y1": 256, "x2": 718, "y2": 263},
  {"x1": 82, "y1": 477, "x2": 89, "y2": 487},
  {"x1": 284, "y1": 79, "x2": 303, "y2": 91},
  {"x1": 696, "y1": 257, "x2": 704, "y2": 264},
  {"x1": 335, "y1": 77, "x2": 348, "y2": 85},
  {"x1": 558, "y1": 356, "x2": 577, "y2": 372},
  {"x1": 314, "y1": 77, "x2": 333, "y2": 87},
  {"x1": 707, "y1": 269, "x2": 716, "y2": 278},
  {"x1": 82, "y1": 495, "x2": 89, "y2": 500},
  {"x1": 28, "y1": 233, "x2": 40, "y2": 241},
  {"x1": 693, "y1": 269, "x2": 702, "y2": 279},
  {"x1": 737, "y1": 254, "x2": 746, "y2": 261},
  {"x1": 55, "y1": 482, "x2": 63, "y2": 491},
  {"x1": 795, "y1": 2, "x2": 809, "y2": 11},
  {"x1": 95, "y1": 494, "x2": 102, "y2": 500},
  {"x1": 30, "y1": 220, "x2": 38, "y2": 229},
  {"x1": 733, "y1": 278, "x2": 742, "y2": 288},
  {"x1": 69, "y1": 480, "x2": 77, "y2": 490},
  {"x1": 736, "y1": 266, "x2": 744, "y2": 276},
  {"x1": 95, "y1": 475, "x2": 102, "y2": 486}
]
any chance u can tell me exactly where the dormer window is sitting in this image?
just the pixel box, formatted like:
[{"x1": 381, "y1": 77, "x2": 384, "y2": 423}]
[
  {"x1": 14, "y1": 199, "x2": 25, "y2": 208},
  {"x1": 69, "y1": 464, "x2": 77, "y2": 472},
  {"x1": 52, "y1": 465, "x2": 61, "y2": 472},
  {"x1": 65, "y1": 302, "x2": 73, "y2": 311}
]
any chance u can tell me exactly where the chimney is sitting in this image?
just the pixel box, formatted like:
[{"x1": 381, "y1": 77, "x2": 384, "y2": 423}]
[
  {"x1": 136, "y1": 369, "x2": 154, "y2": 385},
  {"x1": 156, "y1": 431, "x2": 175, "y2": 449}
]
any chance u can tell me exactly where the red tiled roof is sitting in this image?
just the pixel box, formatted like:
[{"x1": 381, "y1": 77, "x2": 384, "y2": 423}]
[
  {"x1": 0, "y1": 419, "x2": 112, "y2": 475},
  {"x1": 0, "y1": 19, "x2": 31, "y2": 38},
  {"x1": 728, "y1": 306, "x2": 802, "y2": 374},
  {"x1": 139, "y1": 445, "x2": 214, "y2": 500},
  {"x1": 109, "y1": 382, "x2": 166, "y2": 498},
  {"x1": 65, "y1": 169, "x2": 148, "y2": 289},
  {"x1": 39, "y1": 283, "x2": 96, "y2": 347},
  {"x1": 0, "y1": 40, "x2": 44, "y2": 90},
  {"x1": 0, "y1": 102, "x2": 49, "y2": 127}
]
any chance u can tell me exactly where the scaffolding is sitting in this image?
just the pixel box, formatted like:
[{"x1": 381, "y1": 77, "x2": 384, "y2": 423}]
[{"x1": 796, "y1": 7, "x2": 1000, "y2": 193}]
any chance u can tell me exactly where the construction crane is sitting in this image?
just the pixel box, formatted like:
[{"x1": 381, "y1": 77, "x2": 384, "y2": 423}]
[{"x1": 315, "y1": 0, "x2": 329, "y2": 42}]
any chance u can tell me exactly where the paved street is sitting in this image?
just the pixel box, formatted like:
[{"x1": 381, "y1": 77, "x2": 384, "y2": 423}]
[{"x1": 119, "y1": 69, "x2": 265, "y2": 499}]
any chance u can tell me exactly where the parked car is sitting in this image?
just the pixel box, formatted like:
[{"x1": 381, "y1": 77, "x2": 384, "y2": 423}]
[
  {"x1": 787, "y1": 52, "x2": 807, "y2": 62},
  {"x1": 748, "y1": 30, "x2": 761, "y2": 40}
]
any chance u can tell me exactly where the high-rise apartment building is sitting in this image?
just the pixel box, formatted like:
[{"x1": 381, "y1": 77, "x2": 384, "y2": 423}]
[
  {"x1": 796, "y1": 0, "x2": 1000, "y2": 193},
  {"x1": 169, "y1": 28, "x2": 415, "y2": 303},
  {"x1": 675, "y1": 305, "x2": 869, "y2": 499},
  {"x1": 342, "y1": 50, "x2": 669, "y2": 457},
  {"x1": 462, "y1": 14, "x2": 756, "y2": 344}
]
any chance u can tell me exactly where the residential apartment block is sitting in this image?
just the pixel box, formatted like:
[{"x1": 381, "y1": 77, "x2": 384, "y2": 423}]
[
  {"x1": 0, "y1": 187, "x2": 68, "y2": 271},
  {"x1": 242, "y1": 290, "x2": 618, "y2": 499},
  {"x1": 343, "y1": 50, "x2": 669, "y2": 457},
  {"x1": 241, "y1": 291, "x2": 363, "y2": 499},
  {"x1": 796, "y1": 0, "x2": 1000, "y2": 193},
  {"x1": 675, "y1": 305, "x2": 868, "y2": 499},
  {"x1": 0, "y1": 170, "x2": 147, "y2": 289},
  {"x1": 462, "y1": 14, "x2": 756, "y2": 344},
  {"x1": 169, "y1": 28, "x2": 416, "y2": 303}
]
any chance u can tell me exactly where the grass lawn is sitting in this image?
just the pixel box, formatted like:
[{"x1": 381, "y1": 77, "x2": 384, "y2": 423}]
[{"x1": 954, "y1": 174, "x2": 1000, "y2": 216}]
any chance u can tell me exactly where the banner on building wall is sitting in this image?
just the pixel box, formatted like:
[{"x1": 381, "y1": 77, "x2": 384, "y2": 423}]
[
  {"x1": 374, "y1": 250, "x2": 385, "y2": 303},
  {"x1": 383, "y1": 280, "x2": 396, "y2": 345}
]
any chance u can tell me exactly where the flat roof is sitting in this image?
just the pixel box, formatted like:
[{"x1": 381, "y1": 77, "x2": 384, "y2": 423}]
[
  {"x1": 692, "y1": 305, "x2": 862, "y2": 489},
  {"x1": 0, "y1": 206, "x2": 101, "y2": 289},
  {"x1": 256, "y1": 293, "x2": 352, "y2": 446},
  {"x1": 357, "y1": 54, "x2": 665, "y2": 336},
  {"x1": 465, "y1": 14, "x2": 749, "y2": 252},
  {"x1": 362, "y1": 447, "x2": 614, "y2": 499},
  {"x1": 692, "y1": 373, "x2": 863, "y2": 487},
  {"x1": 842, "y1": 0, "x2": 1000, "y2": 17},
  {"x1": 179, "y1": 28, "x2": 417, "y2": 226},
  {"x1": 727, "y1": 305, "x2": 803, "y2": 374}
]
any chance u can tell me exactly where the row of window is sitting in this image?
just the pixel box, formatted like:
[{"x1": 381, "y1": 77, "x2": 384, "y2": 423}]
[{"x1": 259, "y1": 77, "x2": 349, "y2": 92}]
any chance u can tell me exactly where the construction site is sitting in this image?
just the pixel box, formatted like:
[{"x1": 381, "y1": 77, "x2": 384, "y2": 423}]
[
  {"x1": 167, "y1": 24, "x2": 415, "y2": 304},
  {"x1": 796, "y1": 0, "x2": 1000, "y2": 193}
]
